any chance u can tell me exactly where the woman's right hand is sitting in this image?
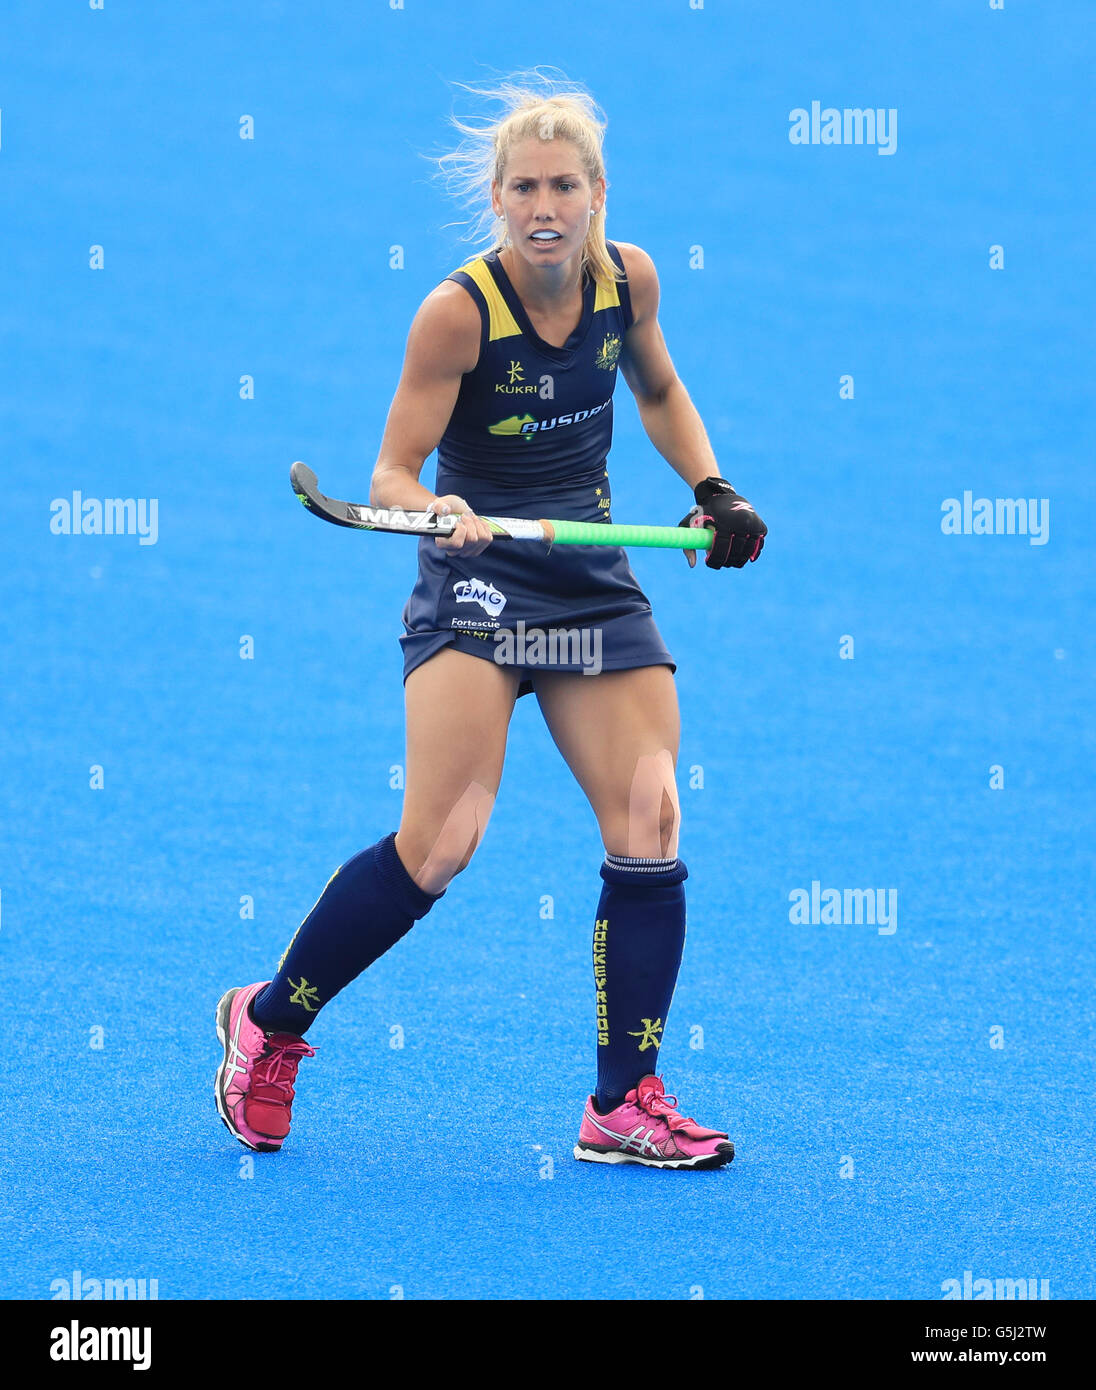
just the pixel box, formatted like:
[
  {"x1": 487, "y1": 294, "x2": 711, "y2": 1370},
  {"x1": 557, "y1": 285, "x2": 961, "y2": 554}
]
[{"x1": 429, "y1": 495, "x2": 495, "y2": 556}]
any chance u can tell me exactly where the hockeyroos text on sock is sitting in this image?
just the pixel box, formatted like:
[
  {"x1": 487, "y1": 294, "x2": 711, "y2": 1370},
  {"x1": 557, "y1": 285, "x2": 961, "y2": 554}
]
[
  {"x1": 49, "y1": 492, "x2": 159, "y2": 545},
  {"x1": 940, "y1": 493, "x2": 1050, "y2": 545},
  {"x1": 493, "y1": 620, "x2": 603, "y2": 676},
  {"x1": 788, "y1": 882, "x2": 897, "y2": 935},
  {"x1": 788, "y1": 102, "x2": 897, "y2": 155}
]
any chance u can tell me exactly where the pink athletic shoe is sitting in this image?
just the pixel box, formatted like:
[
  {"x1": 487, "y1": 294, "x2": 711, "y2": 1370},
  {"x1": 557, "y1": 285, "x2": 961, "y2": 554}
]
[
  {"x1": 574, "y1": 1074, "x2": 734, "y2": 1170},
  {"x1": 214, "y1": 982, "x2": 315, "y2": 1152}
]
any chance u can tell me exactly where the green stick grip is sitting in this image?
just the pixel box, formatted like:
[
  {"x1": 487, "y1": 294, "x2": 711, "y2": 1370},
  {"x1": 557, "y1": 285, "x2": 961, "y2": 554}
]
[{"x1": 548, "y1": 519, "x2": 713, "y2": 549}]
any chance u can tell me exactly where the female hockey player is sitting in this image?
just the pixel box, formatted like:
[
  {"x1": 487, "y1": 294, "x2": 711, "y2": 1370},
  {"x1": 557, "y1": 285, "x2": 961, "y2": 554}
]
[{"x1": 215, "y1": 77, "x2": 766, "y2": 1169}]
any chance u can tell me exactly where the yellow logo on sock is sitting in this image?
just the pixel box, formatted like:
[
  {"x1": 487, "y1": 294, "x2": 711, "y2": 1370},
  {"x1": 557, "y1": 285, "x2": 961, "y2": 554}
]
[
  {"x1": 288, "y1": 977, "x2": 321, "y2": 1013},
  {"x1": 627, "y1": 1018, "x2": 663, "y2": 1052}
]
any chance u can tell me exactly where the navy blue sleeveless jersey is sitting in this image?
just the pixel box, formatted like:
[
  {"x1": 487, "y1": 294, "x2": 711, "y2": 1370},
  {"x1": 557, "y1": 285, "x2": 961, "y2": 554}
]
[{"x1": 400, "y1": 241, "x2": 675, "y2": 695}]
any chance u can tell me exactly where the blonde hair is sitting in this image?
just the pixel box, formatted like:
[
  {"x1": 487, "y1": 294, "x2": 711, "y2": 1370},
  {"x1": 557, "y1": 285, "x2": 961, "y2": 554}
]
[{"x1": 435, "y1": 70, "x2": 624, "y2": 289}]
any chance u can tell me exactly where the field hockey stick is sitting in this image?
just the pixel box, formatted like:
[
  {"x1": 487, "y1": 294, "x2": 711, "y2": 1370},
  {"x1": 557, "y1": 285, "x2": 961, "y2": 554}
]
[{"x1": 290, "y1": 462, "x2": 714, "y2": 551}]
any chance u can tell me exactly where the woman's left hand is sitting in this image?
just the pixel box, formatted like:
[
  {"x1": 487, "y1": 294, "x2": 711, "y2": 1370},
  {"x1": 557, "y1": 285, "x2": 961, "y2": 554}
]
[{"x1": 679, "y1": 477, "x2": 767, "y2": 569}]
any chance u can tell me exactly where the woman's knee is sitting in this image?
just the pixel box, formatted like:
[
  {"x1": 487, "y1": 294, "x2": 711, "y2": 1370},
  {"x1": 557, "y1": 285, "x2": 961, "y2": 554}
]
[
  {"x1": 396, "y1": 780, "x2": 496, "y2": 893},
  {"x1": 603, "y1": 749, "x2": 681, "y2": 859}
]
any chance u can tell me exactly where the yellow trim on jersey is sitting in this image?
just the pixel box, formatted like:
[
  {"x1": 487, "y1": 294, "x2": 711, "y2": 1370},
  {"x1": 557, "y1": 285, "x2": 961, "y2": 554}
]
[
  {"x1": 457, "y1": 257, "x2": 523, "y2": 341},
  {"x1": 593, "y1": 278, "x2": 621, "y2": 315}
]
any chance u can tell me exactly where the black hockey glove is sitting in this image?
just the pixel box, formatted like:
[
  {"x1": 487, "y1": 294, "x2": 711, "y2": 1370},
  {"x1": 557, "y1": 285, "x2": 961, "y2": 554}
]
[{"x1": 678, "y1": 477, "x2": 767, "y2": 569}]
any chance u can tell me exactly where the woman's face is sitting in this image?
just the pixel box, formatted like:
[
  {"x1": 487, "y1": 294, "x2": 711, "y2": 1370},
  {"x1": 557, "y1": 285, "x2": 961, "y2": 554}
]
[{"x1": 492, "y1": 138, "x2": 605, "y2": 271}]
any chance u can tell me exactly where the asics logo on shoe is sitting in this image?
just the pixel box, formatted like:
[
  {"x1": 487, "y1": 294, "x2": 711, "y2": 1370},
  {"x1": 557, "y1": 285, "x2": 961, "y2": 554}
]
[
  {"x1": 224, "y1": 988, "x2": 258, "y2": 1084},
  {"x1": 226, "y1": 1034, "x2": 253, "y2": 1084},
  {"x1": 586, "y1": 1111, "x2": 665, "y2": 1158},
  {"x1": 224, "y1": 1038, "x2": 250, "y2": 1084},
  {"x1": 621, "y1": 1127, "x2": 664, "y2": 1157}
]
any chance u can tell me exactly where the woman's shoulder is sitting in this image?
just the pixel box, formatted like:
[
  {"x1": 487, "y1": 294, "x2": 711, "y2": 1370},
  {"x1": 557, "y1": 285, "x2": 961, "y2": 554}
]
[
  {"x1": 406, "y1": 277, "x2": 482, "y2": 375},
  {"x1": 609, "y1": 241, "x2": 653, "y2": 273},
  {"x1": 421, "y1": 271, "x2": 484, "y2": 324},
  {"x1": 609, "y1": 242, "x2": 659, "y2": 318}
]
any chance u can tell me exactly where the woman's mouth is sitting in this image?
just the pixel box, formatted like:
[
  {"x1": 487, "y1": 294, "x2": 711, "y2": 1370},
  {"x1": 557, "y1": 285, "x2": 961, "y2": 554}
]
[{"x1": 529, "y1": 230, "x2": 563, "y2": 245}]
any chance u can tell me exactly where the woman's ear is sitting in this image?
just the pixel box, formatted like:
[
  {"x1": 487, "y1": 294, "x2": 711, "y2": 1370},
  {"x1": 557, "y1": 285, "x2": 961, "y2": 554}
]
[{"x1": 592, "y1": 175, "x2": 607, "y2": 217}]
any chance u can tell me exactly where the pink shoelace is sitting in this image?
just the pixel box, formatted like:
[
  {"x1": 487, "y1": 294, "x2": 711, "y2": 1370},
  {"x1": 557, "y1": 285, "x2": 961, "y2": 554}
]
[
  {"x1": 637, "y1": 1078, "x2": 699, "y2": 1133},
  {"x1": 251, "y1": 1037, "x2": 316, "y2": 1106}
]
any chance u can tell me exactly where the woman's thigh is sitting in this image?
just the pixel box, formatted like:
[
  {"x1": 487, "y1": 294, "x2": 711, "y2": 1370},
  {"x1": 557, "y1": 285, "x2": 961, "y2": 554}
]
[
  {"x1": 532, "y1": 664, "x2": 681, "y2": 859},
  {"x1": 396, "y1": 645, "x2": 521, "y2": 892}
]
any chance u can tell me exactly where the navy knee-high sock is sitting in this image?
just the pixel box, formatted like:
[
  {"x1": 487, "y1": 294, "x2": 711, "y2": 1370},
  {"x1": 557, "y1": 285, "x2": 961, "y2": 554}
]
[
  {"x1": 251, "y1": 832, "x2": 442, "y2": 1035},
  {"x1": 593, "y1": 853, "x2": 688, "y2": 1113}
]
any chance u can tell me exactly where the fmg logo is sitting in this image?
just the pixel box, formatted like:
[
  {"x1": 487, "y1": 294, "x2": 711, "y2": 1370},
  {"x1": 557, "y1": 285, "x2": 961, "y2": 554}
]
[{"x1": 452, "y1": 578, "x2": 506, "y2": 618}]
